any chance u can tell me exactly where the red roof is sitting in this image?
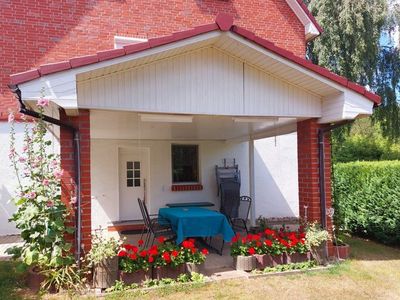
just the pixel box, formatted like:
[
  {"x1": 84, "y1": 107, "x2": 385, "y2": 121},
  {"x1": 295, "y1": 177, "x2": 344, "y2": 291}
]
[
  {"x1": 9, "y1": 13, "x2": 380, "y2": 105},
  {"x1": 295, "y1": 0, "x2": 324, "y2": 34}
]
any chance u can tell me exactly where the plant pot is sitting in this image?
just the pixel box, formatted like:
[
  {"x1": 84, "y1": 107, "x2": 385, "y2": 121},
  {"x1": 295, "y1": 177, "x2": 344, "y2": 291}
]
[
  {"x1": 93, "y1": 256, "x2": 119, "y2": 289},
  {"x1": 254, "y1": 254, "x2": 284, "y2": 269},
  {"x1": 284, "y1": 252, "x2": 311, "y2": 264},
  {"x1": 120, "y1": 269, "x2": 151, "y2": 285},
  {"x1": 152, "y1": 264, "x2": 185, "y2": 280},
  {"x1": 311, "y1": 246, "x2": 328, "y2": 265},
  {"x1": 233, "y1": 255, "x2": 257, "y2": 272},
  {"x1": 334, "y1": 244, "x2": 350, "y2": 259},
  {"x1": 26, "y1": 267, "x2": 46, "y2": 293},
  {"x1": 185, "y1": 262, "x2": 205, "y2": 274}
]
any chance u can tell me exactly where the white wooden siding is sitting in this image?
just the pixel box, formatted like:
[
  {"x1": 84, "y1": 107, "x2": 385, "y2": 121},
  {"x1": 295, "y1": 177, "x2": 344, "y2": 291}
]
[{"x1": 78, "y1": 48, "x2": 322, "y2": 117}]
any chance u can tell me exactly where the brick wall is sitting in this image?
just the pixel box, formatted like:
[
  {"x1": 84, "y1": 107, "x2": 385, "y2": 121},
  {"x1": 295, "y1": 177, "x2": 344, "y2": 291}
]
[
  {"x1": 60, "y1": 109, "x2": 91, "y2": 253},
  {"x1": 0, "y1": 0, "x2": 305, "y2": 118},
  {"x1": 297, "y1": 119, "x2": 333, "y2": 254}
]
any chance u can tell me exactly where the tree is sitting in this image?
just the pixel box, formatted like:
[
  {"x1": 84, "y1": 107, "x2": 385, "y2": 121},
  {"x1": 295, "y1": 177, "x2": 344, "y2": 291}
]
[{"x1": 306, "y1": 0, "x2": 400, "y2": 141}]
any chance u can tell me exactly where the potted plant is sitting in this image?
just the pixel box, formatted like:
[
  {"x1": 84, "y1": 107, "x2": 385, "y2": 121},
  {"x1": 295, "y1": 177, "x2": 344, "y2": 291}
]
[
  {"x1": 230, "y1": 234, "x2": 257, "y2": 271},
  {"x1": 152, "y1": 237, "x2": 185, "y2": 280},
  {"x1": 86, "y1": 230, "x2": 121, "y2": 289},
  {"x1": 333, "y1": 235, "x2": 350, "y2": 259},
  {"x1": 118, "y1": 242, "x2": 152, "y2": 285},
  {"x1": 305, "y1": 222, "x2": 331, "y2": 265},
  {"x1": 6, "y1": 97, "x2": 81, "y2": 292},
  {"x1": 179, "y1": 239, "x2": 209, "y2": 274},
  {"x1": 277, "y1": 227, "x2": 311, "y2": 264}
]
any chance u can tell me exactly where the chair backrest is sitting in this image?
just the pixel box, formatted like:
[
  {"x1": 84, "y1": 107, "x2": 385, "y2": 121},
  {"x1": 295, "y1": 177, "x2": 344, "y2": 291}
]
[
  {"x1": 137, "y1": 198, "x2": 152, "y2": 232},
  {"x1": 238, "y1": 196, "x2": 252, "y2": 221},
  {"x1": 220, "y1": 181, "x2": 241, "y2": 218}
]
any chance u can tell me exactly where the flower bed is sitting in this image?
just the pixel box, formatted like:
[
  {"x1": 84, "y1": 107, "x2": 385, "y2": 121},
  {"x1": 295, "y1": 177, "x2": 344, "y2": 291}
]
[
  {"x1": 230, "y1": 226, "x2": 313, "y2": 271},
  {"x1": 117, "y1": 237, "x2": 209, "y2": 284}
]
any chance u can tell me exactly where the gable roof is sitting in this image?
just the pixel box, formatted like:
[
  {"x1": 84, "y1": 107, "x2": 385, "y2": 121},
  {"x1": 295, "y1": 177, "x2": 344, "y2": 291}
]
[{"x1": 9, "y1": 13, "x2": 380, "y2": 105}]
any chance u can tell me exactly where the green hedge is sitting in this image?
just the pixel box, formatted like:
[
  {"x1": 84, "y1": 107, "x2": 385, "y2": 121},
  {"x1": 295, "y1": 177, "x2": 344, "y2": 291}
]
[{"x1": 333, "y1": 160, "x2": 400, "y2": 245}]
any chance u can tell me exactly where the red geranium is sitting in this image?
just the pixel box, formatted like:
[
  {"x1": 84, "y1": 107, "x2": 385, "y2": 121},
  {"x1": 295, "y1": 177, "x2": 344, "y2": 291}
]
[
  {"x1": 129, "y1": 253, "x2": 137, "y2": 260},
  {"x1": 171, "y1": 250, "x2": 179, "y2": 257},
  {"x1": 201, "y1": 248, "x2": 209, "y2": 255},
  {"x1": 139, "y1": 250, "x2": 147, "y2": 257},
  {"x1": 248, "y1": 247, "x2": 256, "y2": 255},
  {"x1": 264, "y1": 239, "x2": 273, "y2": 247},
  {"x1": 157, "y1": 236, "x2": 166, "y2": 244},
  {"x1": 148, "y1": 256, "x2": 154, "y2": 263},
  {"x1": 162, "y1": 252, "x2": 171, "y2": 263},
  {"x1": 264, "y1": 228, "x2": 275, "y2": 236},
  {"x1": 118, "y1": 250, "x2": 127, "y2": 257},
  {"x1": 138, "y1": 239, "x2": 144, "y2": 246}
]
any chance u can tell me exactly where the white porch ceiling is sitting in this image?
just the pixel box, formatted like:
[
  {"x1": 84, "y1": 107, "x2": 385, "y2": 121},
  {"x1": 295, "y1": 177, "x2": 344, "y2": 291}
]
[{"x1": 90, "y1": 110, "x2": 300, "y2": 141}]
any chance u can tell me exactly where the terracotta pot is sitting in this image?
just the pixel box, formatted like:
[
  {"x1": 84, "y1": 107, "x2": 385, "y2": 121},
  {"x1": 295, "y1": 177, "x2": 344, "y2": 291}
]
[
  {"x1": 185, "y1": 262, "x2": 205, "y2": 274},
  {"x1": 93, "y1": 257, "x2": 119, "y2": 289},
  {"x1": 152, "y1": 264, "x2": 185, "y2": 280},
  {"x1": 26, "y1": 268, "x2": 45, "y2": 293},
  {"x1": 334, "y1": 244, "x2": 350, "y2": 259},
  {"x1": 284, "y1": 252, "x2": 311, "y2": 264},
  {"x1": 233, "y1": 255, "x2": 257, "y2": 272},
  {"x1": 120, "y1": 269, "x2": 151, "y2": 285},
  {"x1": 254, "y1": 254, "x2": 284, "y2": 269}
]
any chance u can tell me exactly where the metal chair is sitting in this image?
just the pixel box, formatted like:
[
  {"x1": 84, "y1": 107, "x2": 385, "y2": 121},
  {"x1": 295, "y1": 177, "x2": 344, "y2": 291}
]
[
  {"x1": 219, "y1": 180, "x2": 241, "y2": 220},
  {"x1": 137, "y1": 198, "x2": 176, "y2": 247},
  {"x1": 231, "y1": 196, "x2": 252, "y2": 234}
]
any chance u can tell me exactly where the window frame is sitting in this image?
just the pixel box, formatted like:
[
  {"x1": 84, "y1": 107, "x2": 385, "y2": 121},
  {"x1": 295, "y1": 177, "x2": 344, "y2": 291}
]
[{"x1": 171, "y1": 144, "x2": 200, "y2": 184}]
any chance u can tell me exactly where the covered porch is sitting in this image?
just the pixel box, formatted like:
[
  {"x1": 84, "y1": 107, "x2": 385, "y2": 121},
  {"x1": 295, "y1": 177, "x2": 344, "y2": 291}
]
[{"x1": 10, "y1": 14, "x2": 377, "y2": 254}]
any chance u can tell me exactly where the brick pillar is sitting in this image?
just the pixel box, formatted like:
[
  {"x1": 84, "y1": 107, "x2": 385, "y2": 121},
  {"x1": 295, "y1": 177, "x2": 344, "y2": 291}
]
[
  {"x1": 60, "y1": 109, "x2": 91, "y2": 256},
  {"x1": 297, "y1": 119, "x2": 333, "y2": 255}
]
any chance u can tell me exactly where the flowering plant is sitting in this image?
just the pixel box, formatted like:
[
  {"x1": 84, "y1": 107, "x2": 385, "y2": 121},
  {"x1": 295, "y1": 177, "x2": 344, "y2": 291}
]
[
  {"x1": 86, "y1": 230, "x2": 122, "y2": 266},
  {"x1": 230, "y1": 233, "x2": 265, "y2": 256},
  {"x1": 6, "y1": 95, "x2": 75, "y2": 270},
  {"x1": 180, "y1": 239, "x2": 209, "y2": 265},
  {"x1": 268, "y1": 227, "x2": 308, "y2": 255},
  {"x1": 118, "y1": 242, "x2": 152, "y2": 272}
]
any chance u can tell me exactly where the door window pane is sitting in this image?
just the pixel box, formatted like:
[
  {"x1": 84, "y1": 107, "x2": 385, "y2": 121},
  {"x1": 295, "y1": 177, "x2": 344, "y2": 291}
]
[
  {"x1": 134, "y1": 179, "x2": 141, "y2": 187},
  {"x1": 127, "y1": 179, "x2": 133, "y2": 187},
  {"x1": 172, "y1": 144, "x2": 199, "y2": 183}
]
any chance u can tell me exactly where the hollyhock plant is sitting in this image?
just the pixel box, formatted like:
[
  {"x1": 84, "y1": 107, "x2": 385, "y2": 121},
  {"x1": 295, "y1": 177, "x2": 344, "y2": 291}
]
[{"x1": 6, "y1": 94, "x2": 75, "y2": 272}]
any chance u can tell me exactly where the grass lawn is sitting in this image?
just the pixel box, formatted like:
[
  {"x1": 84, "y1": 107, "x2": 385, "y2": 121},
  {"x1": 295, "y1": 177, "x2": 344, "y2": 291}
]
[{"x1": 3, "y1": 237, "x2": 400, "y2": 300}]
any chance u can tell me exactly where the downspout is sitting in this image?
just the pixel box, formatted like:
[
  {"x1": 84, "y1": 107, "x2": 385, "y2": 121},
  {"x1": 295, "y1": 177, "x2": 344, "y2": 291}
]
[
  {"x1": 8, "y1": 85, "x2": 82, "y2": 266},
  {"x1": 318, "y1": 120, "x2": 353, "y2": 259}
]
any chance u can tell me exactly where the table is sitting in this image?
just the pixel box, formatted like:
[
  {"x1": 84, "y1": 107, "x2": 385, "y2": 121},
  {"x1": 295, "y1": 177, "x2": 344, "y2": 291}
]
[
  {"x1": 165, "y1": 201, "x2": 215, "y2": 208},
  {"x1": 158, "y1": 207, "x2": 234, "y2": 245}
]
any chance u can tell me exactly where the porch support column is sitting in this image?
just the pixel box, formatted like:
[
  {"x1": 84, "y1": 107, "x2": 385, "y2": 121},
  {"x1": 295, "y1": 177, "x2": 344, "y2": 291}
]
[
  {"x1": 60, "y1": 109, "x2": 92, "y2": 255},
  {"x1": 249, "y1": 138, "x2": 256, "y2": 226},
  {"x1": 297, "y1": 119, "x2": 333, "y2": 255}
]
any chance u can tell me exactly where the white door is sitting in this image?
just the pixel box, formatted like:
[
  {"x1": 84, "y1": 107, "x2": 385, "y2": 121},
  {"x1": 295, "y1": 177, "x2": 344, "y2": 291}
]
[{"x1": 119, "y1": 148, "x2": 149, "y2": 221}]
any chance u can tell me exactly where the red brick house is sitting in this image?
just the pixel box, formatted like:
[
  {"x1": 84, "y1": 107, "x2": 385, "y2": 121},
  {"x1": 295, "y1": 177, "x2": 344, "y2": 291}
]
[{"x1": 1, "y1": 1, "x2": 379, "y2": 257}]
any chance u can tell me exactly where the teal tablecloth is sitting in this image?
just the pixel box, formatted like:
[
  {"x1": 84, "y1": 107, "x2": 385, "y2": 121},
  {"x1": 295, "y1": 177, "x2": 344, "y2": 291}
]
[{"x1": 158, "y1": 207, "x2": 234, "y2": 244}]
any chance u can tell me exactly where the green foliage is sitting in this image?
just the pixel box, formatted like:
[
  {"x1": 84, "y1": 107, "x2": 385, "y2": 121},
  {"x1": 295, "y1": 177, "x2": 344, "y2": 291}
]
[
  {"x1": 0, "y1": 261, "x2": 26, "y2": 300},
  {"x1": 261, "y1": 260, "x2": 317, "y2": 274},
  {"x1": 333, "y1": 160, "x2": 400, "y2": 244},
  {"x1": 332, "y1": 119, "x2": 400, "y2": 163},
  {"x1": 305, "y1": 222, "x2": 331, "y2": 249},
  {"x1": 105, "y1": 280, "x2": 139, "y2": 293},
  {"x1": 86, "y1": 230, "x2": 122, "y2": 266},
  {"x1": 39, "y1": 263, "x2": 85, "y2": 293}
]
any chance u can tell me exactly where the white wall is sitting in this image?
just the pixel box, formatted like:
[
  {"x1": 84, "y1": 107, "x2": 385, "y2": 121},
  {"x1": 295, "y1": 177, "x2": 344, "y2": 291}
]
[
  {"x1": 254, "y1": 132, "x2": 299, "y2": 218},
  {"x1": 0, "y1": 120, "x2": 60, "y2": 236},
  {"x1": 91, "y1": 139, "x2": 250, "y2": 228}
]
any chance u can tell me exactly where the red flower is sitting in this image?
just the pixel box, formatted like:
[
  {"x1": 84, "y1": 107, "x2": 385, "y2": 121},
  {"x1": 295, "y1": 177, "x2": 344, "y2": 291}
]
[
  {"x1": 162, "y1": 252, "x2": 171, "y2": 262},
  {"x1": 299, "y1": 232, "x2": 306, "y2": 239},
  {"x1": 149, "y1": 246, "x2": 158, "y2": 256},
  {"x1": 148, "y1": 256, "x2": 154, "y2": 263},
  {"x1": 139, "y1": 250, "x2": 147, "y2": 257},
  {"x1": 157, "y1": 236, "x2": 166, "y2": 244},
  {"x1": 248, "y1": 247, "x2": 256, "y2": 255},
  {"x1": 131, "y1": 245, "x2": 139, "y2": 253},
  {"x1": 191, "y1": 248, "x2": 197, "y2": 254},
  {"x1": 264, "y1": 239, "x2": 273, "y2": 247},
  {"x1": 171, "y1": 250, "x2": 179, "y2": 257},
  {"x1": 129, "y1": 253, "x2": 137, "y2": 260},
  {"x1": 201, "y1": 248, "x2": 209, "y2": 255},
  {"x1": 138, "y1": 239, "x2": 144, "y2": 246},
  {"x1": 264, "y1": 229, "x2": 275, "y2": 236},
  {"x1": 231, "y1": 236, "x2": 238, "y2": 243},
  {"x1": 246, "y1": 234, "x2": 253, "y2": 241},
  {"x1": 256, "y1": 241, "x2": 262, "y2": 247},
  {"x1": 118, "y1": 250, "x2": 127, "y2": 257},
  {"x1": 253, "y1": 234, "x2": 261, "y2": 241},
  {"x1": 241, "y1": 238, "x2": 247, "y2": 244},
  {"x1": 182, "y1": 240, "x2": 195, "y2": 249}
]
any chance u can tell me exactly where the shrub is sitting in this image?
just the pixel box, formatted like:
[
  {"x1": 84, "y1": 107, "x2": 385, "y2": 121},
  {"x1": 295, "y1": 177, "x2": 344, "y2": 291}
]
[{"x1": 333, "y1": 160, "x2": 400, "y2": 245}]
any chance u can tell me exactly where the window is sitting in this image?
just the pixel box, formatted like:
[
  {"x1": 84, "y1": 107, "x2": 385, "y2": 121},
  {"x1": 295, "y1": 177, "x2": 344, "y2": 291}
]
[
  {"x1": 126, "y1": 161, "x2": 141, "y2": 187},
  {"x1": 171, "y1": 144, "x2": 199, "y2": 183}
]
